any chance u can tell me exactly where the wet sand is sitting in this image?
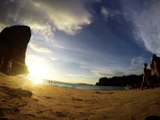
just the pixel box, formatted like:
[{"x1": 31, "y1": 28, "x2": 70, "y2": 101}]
[{"x1": 0, "y1": 73, "x2": 160, "y2": 120}]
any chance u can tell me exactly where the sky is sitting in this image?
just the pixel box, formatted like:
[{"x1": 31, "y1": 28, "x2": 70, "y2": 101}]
[{"x1": 0, "y1": 0, "x2": 159, "y2": 84}]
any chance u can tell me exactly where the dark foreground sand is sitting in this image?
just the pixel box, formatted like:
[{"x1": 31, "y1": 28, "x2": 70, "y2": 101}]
[{"x1": 0, "y1": 73, "x2": 160, "y2": 120}]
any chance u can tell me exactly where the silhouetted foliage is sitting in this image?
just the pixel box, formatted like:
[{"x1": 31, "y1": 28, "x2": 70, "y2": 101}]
[{"x1": 96, "y1": 75, "x2": 143, "y2": 88}]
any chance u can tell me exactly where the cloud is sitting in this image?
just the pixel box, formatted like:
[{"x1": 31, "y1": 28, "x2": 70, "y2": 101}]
[
  {"x1": 121, "y1": 0, "x2": 160, "y2": 55},
  {"x1": 51, "y1": 57, "x2": 58, "y2": 61},
  {"x1": 130, "y1": 57, "x2": 144, "y2": 68},
  {"x1": 67, "y1": 73, "x2": 95, "y2": 78},
  {"x1": 0, "y1": 0, "x2": 93, "y2": 35},
  {"x1": 101, "y1": 7, "x2": 109, "y2": 20},
  {"x1": 92, "y1": 69, "x2": 125, "y2": 78},
  {"x1": 129, "y1": 56, "x2": 145, "y2": 74},
  {"x1": 90, "y1": 56, "x2": 145, "y2": 77},
  {"x1": 33, "y1": 0, "x2": 92, "y2": 35},
  {"x1": 29, "y1": 41, "x2": 51, "y2": 53},
  {"x1": 30, "y1": 23, "x2": 55, "y2": 42}
]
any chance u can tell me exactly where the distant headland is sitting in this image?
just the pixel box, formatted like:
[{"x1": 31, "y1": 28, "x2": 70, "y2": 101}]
[{"x1": 96, "y1": 54, "x2": 160, "y2": 89}]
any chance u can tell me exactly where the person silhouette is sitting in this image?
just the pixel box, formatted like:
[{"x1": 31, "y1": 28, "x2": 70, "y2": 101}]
[{"x1": 140, "y1": 63, "x2": 151, "y2": 90}]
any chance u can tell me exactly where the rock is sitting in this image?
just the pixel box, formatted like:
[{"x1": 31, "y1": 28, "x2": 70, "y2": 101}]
[
  {"x1": 150, "y1": 54, "x2": 160, "y2": 86},
  {"x1": 151, "y1": 54, "x2": 160, "y2": 79},
  {"x1": 0, "y1": 25, "x2": 31, "y2": 75}
]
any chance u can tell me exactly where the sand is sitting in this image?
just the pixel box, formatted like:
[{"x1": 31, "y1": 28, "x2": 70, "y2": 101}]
[{"x1": 0, "y1": 73, "x2": 160, "y2": 120}]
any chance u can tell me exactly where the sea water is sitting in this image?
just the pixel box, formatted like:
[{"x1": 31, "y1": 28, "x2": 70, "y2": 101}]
[
  {"x1": 17, "y1": 75, "x2": 125, "y2": 90},
  {"x1": 43, "y1": 80, "x2": 125, "y2": 90}
]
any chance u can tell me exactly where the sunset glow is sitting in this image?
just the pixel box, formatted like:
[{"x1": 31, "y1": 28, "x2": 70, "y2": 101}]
[
  {"x1": 26, "y1": 55, "x2": 50, "y2": 84},
  {"x1": 1, "y1": 0, "x2": 158, "y2": 84}
]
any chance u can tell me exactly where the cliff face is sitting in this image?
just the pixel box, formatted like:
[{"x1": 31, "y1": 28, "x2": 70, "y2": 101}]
[
  {"x1": 151, "y1": 54, "x2": 160, "y2": 79},
  {"x1": 0, "y1": 25, "x2": 31, "y2": 75}
]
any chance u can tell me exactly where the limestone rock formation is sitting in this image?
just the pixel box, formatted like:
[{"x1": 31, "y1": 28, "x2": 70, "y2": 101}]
[
  {"x1": 0, "y1": 25, "x2": 31, "y2": 75},
  {"x1": 151, "y1": 54, "x2": 160, "y2": 80}
]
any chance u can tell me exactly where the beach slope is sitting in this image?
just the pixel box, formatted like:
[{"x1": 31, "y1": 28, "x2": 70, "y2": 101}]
[{"x1": 0, "y1": 73, "x2": 160, "y2": 120}]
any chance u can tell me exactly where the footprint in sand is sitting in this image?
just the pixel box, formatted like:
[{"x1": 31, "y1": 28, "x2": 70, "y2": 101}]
[
  {"x1": 44, "y1": 96, "x2": 54, "y2": 99},
  {"x1": 54, "y1": 111, "x2": 68, "y2": 117},
  {"x1": 72, "y1": 97, "x2": 83, "y2": 102},
  {"x1": 0, "y1": 107, "x2": 19, "y2": 117},
  {"x1": 96, "y1": 91, "x2": 114, "y2": 94},
  {"x1": 0, "y1": 86, "x2": 33, "y2": 98},
  {"x1": 0, "y1": 86, "x2": 34, "y2": 119}
]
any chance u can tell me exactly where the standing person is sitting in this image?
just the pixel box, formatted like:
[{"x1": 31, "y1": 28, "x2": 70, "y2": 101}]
[{"x1": 140, "y1": 63, "x2": 151, "y2": 90}]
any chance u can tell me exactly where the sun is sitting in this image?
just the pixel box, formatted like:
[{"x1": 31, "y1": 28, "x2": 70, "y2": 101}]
[
  {"x1": 29, "y1": 62, "x2": 48, "y2": 83},
  {"x1": 26, "y1": 56, "x2": 49, "y2": 84}
]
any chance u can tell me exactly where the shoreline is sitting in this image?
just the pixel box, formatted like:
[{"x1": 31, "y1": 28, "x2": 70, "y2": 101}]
[{"x1": 0, "y1": 74, "x2": 160, "y2": 120}]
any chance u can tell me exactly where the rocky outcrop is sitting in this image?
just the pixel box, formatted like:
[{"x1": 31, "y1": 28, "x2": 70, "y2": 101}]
[
  {"x1": 0, "y1": 25, "x2": 31, "y2": 75},
  {"x1": 151, "y1": 54, "x2": 160, "y2": 80}
]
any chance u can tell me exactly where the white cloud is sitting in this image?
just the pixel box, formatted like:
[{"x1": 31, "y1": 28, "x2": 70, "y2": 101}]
[
  {"x1": 121, "y1": 0, "x2": 160, "y2": 55},
  {"x1": 29, "y1": 41, "x2": 51, "y2": 53},
  {"x1": 92, "y1": 69, "x2": 125, "y2": 78},
  {"x1": 101, "y1": 6, "x2": 123, "y2": 22},
  {"x1": 101, "y1": 7, "x2": 109, "y2": 20},
  {"x1": 30, "y1": 23, "x2": 55, "y2": 42},
  {"x1": 67, "y1": 73, "x2": 95, "y2": 78},
  {"x1": 130, "y1": 57, "x2": 144, "y2": 68},
  {"x1": 0, "y1": 0, "x2": 94, "y2": 36},
  {"x1": 129, "y1": 56, "x2": 145, "y2": 74},
  {"x1": 51, "y1": 57, "x2": 58, "y2": 61},
  {"x1": 29, "y1": 0, "x2": 92, "y2": 35}
]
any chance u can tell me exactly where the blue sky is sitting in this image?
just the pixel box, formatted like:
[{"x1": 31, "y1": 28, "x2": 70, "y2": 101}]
[{"x1": 0, "y1": 0, "x2": 159, "y2": 84}]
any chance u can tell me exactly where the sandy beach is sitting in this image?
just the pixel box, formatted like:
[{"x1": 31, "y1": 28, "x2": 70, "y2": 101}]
[{"x1": 0, "y1": 73, "x2": 160, "y2": 120}]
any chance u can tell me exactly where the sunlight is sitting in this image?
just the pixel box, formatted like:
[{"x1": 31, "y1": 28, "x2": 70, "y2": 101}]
[
  {"x1": 28, "y1": 62, "x2": 48, "y2": 84},
  {"x1": 26, "y1": 54, "x2": 50, "y2": 84}
]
